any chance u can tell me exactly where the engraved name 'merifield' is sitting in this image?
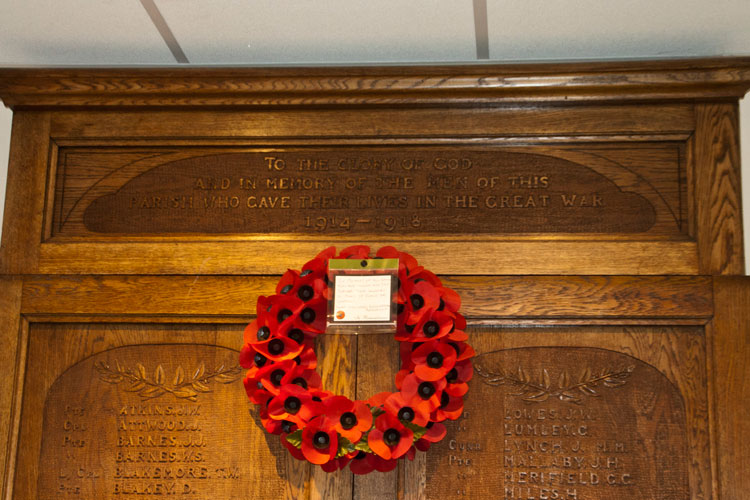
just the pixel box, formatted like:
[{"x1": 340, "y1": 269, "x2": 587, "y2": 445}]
[
  {"x1": 424, "y1": 347, "x2": 689, "y2": 500},
  {"x1": 38, "y1": 345, "x2": 285, "y2": 499},
  {"x1": 76, "y1": 150, "x2": 658, "y2": 234}
]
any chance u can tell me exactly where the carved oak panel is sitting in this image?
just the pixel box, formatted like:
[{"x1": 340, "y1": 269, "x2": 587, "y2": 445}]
[
  {"x1": 51, "y1": 145, "x2": 684, "y2": 239},
  {"x1": 416, "y1": 328, "x2": 710, "y2": 500},
  {"x1": 15, "y1": 324, "x2": 298, "y2": 500}
]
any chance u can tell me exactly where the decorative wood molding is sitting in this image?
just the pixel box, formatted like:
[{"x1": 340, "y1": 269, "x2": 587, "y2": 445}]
[
  {"x1": 20, "y1": 275, "x2": 713, "y2": 321},
  {"x1": 1, "y1": 57, "x2": 749, "y2": 108}
]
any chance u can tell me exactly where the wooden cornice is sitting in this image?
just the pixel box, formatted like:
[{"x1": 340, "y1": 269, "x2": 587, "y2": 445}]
[{"x1": 0, "y1": 57, "x2": 749, "y2": 108}]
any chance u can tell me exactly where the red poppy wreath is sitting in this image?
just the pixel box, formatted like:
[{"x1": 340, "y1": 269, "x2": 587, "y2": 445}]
[{"x1": 239, "y1": 245, "x2": 474, "y2": 474}]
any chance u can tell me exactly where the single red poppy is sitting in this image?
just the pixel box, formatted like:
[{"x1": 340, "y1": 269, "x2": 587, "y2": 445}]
[
  {"x1": 279, "y1": 365, "x2": 322, "y2": 394},
  {"x1": 436, "y1": 286, "x2": 461, "y2": 313},
  {"x1": 367, "y1": 391, "x2": 390, "y2": 408},
  {"x1": 408, "y1": 268, "x2": 442, "y2": 288},
  {"x1": 323, "y1": 396, "x2": 373, "y2": 443},
  {"x1": 298, "y1": 247, "x2": 336, "y2": 280},
  {"x1": 445, "y1": 312, "x2": 468, "y2": 342},
  {"x1": 402, "y1": 279, "x2": 441, "y2": 325},
  {"x1": 400, "y1": 372, "x2": 447, "y2": 411},
  {"x1": 397, "y1": 310, "x2": 454, "y2": 342},
  {"x1": 395, "y1": 367, "x2": 411, "y2": 389},
  {"x1": 238, "y1": 343, "x2": 258, "y2": 369},
  {"x1": 336, "y1": 244, "x2": 371, "y2": 259},
  {"x1": 415, "y1": 438, "x2": 431, "y2": 452},
  {"x1": 447, "y1": 340, "x2": 476, "y2": 362},
  {"x1": 446, "y1": 328, "x2": 469, "y2": 342},
  {"x1": 262, "y1": 407, "x2": 300, "y2": 436},
  {"x1": 411, "y1": 341, "x2": 457, "y2": 381},
  {"x1": 301, "y1": 417, "x2": 339, "y2": 465},
  {"x1": 259, "y1": 407, "x2": 283, "y2": 434},
  {"x1": 291, "y1": 296, "x2": 327, "y2": 334},
  {"x1": 276, "y1": 269, "x2": 328, "y2": 306},
  {"x1": 281, "y1": 433, "x2": 306, "y2": 461},
  {"x1": 275, "y1": 269, "x2": 300, "y2": 295},
  {"x1": 320, "y1": 454, "x2": 353, "y2": 473},
  {"x1": 444, "y1": 359, "x2": 473, "y2": 397},
  {"x1": 263, "y1": 294, "x2": 307, "y2": 333},
  {"x1": 422, "y1": 422, "x2": 447, "y2": 442},
  {"x1": 376, "y1": 245, "x2": 418, "y2": 277},
  {"x1": 256, "y1": 359, "x2": 300, "y2": 395},
  {"x1": 292, "y1": 344, "x2": 318, "y2": 371},
  {"x1": 251, "y1": 335, "x2": 305, "y2": 362},
  {"x1": 372, "y1": 456, "x2": 399, "y2": 472},
  {"x1": 383, "y1": 391, "x2": 432, "y2": 427},
  {"x1": 267, "y1": 384, "x2": 322, "y2": 425},
  {"x1": 243, "y1": 317, "x2": 274, "y2": 345},
  {"x1": 414, "y1": 422, "x2": 447, "y2": 452},
  {"x1": 431, "y1": 391, "x2": 465, "y2": 421},
  {"x1": 242, "y1": 373, "x2": 272, "y2": 405},
  {"x1": 348, "y1": 451, "x2": 375, "y2": 475},
  {"x1": 368, "y1": 413, "x2": 414, "y2": 460},
  {"x1": 398, "y1": 343, "x2": 418, "y2": 372}
]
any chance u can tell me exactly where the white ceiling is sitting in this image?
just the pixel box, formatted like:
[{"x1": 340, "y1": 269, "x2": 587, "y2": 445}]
[{"x1": 0, "y1": 0, "x2": 748, "y2": 66}]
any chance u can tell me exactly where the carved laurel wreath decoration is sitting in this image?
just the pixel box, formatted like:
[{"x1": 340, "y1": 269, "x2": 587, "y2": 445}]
[
  {"x1": 95, "y1": 360, "x2": 242, "y2": 402},
  {"x1": 474, "y1": 363, "x2": 634, "y2": 405}
]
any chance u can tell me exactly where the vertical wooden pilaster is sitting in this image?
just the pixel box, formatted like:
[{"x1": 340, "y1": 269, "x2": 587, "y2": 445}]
[
  {"x1": 0, "y1": 112, "x2": 50, "y2": 274},
  {"x1": 709, "y1": 277, "x2": 750, "y2": 499},
  {"x1": 0, "y1": 277, "x2": 24, "y2": 500},
  {"x1": 694, "y1": 104, "x2": 744, "y2": 274}
]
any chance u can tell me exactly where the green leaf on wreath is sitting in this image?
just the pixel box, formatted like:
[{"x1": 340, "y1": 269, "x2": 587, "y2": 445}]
[
  {"x1": 353, "y1": 435, "x2": 373, "y2": 454},
  {"x1": 285, "y1": 430, "x2": 303, "y2": 448},
  {"x1": 402, "y1": 421, "x2": 428, "y2": 441},
  {"x1": 370, "y1": 406, "x2": 385, "y2": 418},
  {"x1": 336, "y1": 436, "x2": 356, "y2": 458}
]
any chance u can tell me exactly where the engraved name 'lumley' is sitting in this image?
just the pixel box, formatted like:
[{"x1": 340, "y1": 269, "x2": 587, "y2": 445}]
[{"x1": 71, "y1": 149, "x2": 662, "y2": 235}]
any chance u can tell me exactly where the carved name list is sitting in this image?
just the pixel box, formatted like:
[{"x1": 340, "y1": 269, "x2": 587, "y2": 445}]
[
  {"x1": 425, "y1": 347, "x2": 689, "y2": 500},
  {"x1": 37, "y1": 345, "x2": 285, "y2": 499}
]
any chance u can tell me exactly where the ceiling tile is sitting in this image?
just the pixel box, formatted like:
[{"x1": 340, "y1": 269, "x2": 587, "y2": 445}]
[
  {"x1": 487, "y1": 0, "x2": 750, "y2": 61},
  {"x1": 0, "y1": 0, "x2": 175, "y2": 65},
  {"x1": 155, "y1": 0, "x2": 476, "y2": 64}
]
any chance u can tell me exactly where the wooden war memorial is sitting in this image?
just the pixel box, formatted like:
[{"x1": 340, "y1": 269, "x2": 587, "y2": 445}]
[{"x1": 0, "y1": 58, "x2": 749, "y2": 499}]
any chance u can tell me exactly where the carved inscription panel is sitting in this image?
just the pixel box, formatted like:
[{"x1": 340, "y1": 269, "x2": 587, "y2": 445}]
[
  {"x1": 51, "y1": 146, "x2": 684, "y2": 238},
  {"x1": 424, "y1": 347, "x2": 689, "y2": 500},
  {"x1": 35, "y1": 344, "x2": 286, "y2": 500}
]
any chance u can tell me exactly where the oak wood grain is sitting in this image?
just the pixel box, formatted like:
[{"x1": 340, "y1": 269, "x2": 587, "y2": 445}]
[
  {"x1": 694, "y1": 104, "x2": 744, "y2": 274},
  {"x1": 0, "y1": 278, "x2": 23, "y2": 500},
  {"x1": 35, "y1": 240, "x2": 699, "y2": 275},
  {"x1": 709, "y1": 277, "x2": 750, "y2": 499},
  {"x1": 1, "y1": 57, "x2": 749, "y2": 107},
  {"x1": 20, "y1": 275, "x2": 712, "y2": 320},
  {"x1": 0, "y1": 112, "x2": 50, "y2": 274},
  {"x1": 46, "y1": 105, "x2": 696, "y2": 140}
]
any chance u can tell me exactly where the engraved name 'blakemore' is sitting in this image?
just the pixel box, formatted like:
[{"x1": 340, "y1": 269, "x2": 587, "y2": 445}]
[
  {"x1": 74, "y1": 150, "x2": 661, "y2": 235},
  {"x1": 424, "y1": 347, "x2": 689, "y2": 500}
]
